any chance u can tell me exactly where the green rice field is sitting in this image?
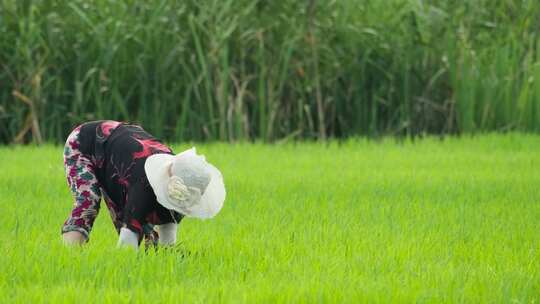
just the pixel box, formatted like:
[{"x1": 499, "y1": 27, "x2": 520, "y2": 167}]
[{"x1": 1, "y1": 134, "x2": 539, "y2": 302}]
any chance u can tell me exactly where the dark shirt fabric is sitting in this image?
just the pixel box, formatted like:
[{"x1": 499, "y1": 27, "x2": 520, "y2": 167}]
[{"x1": 77, "y1": 120, "x2": 183, "y2": 239}]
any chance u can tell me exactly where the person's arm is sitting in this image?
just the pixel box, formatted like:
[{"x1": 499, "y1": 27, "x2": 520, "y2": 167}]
[{"x1": 117, "y1": 182, "x2": 154, "y2": 250}]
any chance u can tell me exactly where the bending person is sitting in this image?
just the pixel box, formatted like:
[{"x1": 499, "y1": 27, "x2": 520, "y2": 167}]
[{"x1": 61, "y1": 120, "x2": 225, "y2": 249}]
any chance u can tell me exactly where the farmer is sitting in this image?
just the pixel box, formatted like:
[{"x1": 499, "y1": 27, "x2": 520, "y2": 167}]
[{"x1": 61, "y1": 120, "x2": 226, "y2": 249}]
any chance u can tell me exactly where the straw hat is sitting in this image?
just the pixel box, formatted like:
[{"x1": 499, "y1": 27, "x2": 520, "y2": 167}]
[{"x1": 144, "y1": 147, "x2": 226, "y2": 219}]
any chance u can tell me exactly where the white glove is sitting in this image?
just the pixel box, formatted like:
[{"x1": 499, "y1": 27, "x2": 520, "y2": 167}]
[
  {"x1": 117, "y1": 227, "x2": 139, "y2": 250},
  {"x1": 157, "y1": 223, "x2": 177, "y2": 245}
]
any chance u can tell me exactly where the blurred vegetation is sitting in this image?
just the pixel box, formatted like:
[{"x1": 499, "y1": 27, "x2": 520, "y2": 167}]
[{"x1": 1, "y1": 0, "x2": 539, "y2": 143}]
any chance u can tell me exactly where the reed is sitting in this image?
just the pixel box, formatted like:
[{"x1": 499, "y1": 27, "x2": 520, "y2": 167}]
[{"x1": 1, "y1": 0, "x2": 539, "y2": 143}]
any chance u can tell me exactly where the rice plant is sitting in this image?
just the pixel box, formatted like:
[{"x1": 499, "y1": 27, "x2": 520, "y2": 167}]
[{"x1": 0, "y1": 135, "x2": 539, "y2": 302}]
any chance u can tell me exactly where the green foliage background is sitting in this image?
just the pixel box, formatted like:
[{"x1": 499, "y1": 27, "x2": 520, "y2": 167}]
[{"x1": 1, "y1": 0, "x2": 540, "y2": 143}]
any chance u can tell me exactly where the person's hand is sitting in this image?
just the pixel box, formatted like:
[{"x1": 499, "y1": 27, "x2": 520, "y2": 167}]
[{"x1": 62, "y1": 231, "x2": 86, "y2": 245}]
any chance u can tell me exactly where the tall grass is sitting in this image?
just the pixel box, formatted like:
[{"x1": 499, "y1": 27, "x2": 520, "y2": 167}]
[{"x1": 1, "y1": 0, "x2": 540, "y2": 143}]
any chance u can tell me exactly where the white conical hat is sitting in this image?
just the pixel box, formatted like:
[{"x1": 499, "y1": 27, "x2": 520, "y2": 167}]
[{"x1": 144, "y1": 147, "x2": 226, "y2": 219}]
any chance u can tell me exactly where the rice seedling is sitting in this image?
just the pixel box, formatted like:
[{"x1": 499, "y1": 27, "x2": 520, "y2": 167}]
[{"x1": 0, "y1": 134, "x2": 539, "y2": 302}]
